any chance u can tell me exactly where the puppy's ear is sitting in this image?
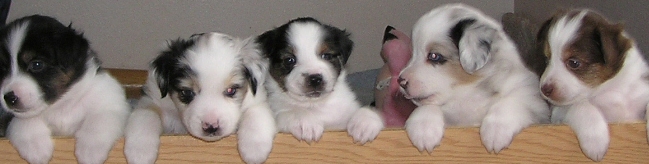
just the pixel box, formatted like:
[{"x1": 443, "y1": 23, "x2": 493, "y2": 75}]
[
  {"x1": 450, "y1": 19, "x2": 497, "y2": 74},
  {"x1": 256, "y1": 29, "x2": 278, "y2": 57},
  {"x1": 337, "y1": 29, "x2": 354, "y2": 65},
  {"x1": 240, "y1": 37, "x2": 269, "y2": 96},
  {"x1": 152, "y1": 38, "x2": 194, "y2": 98},
  {"x1": 596, "y1": 22, "x2": 631, "y2": 69}
]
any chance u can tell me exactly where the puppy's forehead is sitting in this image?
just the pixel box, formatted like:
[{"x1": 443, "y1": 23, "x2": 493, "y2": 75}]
[
  {"x1": 287, "y1": 22, "x2": 323, "y2": 56},
  {"x1": 3, "y1": 21, "x2": 30, "y2": 77},
  {"x1": 182, "y1": 33, "x2": 241, "y2": 84},
  {"x1": 412, "y1": 4, "x2": 486, "y2": 52},
  {"x1": 547, "y1": 10, "x2": 589, "y2": 60}
]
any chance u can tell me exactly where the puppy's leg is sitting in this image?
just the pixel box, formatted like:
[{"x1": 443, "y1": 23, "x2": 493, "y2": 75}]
[
  {"x1": 125, "y1": 106, "x2": 164, "y2": 164},
  {"x1": 75, "y1": 104, "x2": 129, "y2": 164},
  {"x1": 347, "y1": 105, "x2": 384, "y2": 144},
  {"x1": 237, "y1": 102, "x2": 277, "y2": 164},
  {"x1": 405, "y1": 105, "x2": 444, "y2": 153},
  {"x1": 564, "y1": 102, "x2": 609, "y2": 161},
  {"x1": 276, "y1": 110, "x2": 323, "y2": 143},
  {"x1": 8, "y1": 118, "x2": 53, "y2": 164},
  {"x1": 481, "y1": 94, "x2": 543, "y2": 153}
]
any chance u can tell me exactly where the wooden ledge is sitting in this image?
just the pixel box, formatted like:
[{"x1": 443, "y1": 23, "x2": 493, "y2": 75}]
[{"x1": 0, "y1": 123, "x2": 647, "y2": 163}]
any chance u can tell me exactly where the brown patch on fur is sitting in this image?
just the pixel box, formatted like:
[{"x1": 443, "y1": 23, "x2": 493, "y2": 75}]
[
  {"x1": 427, "y1": 43, "x2": 481, "y2": 85},
  {"x1": 318, "y1": 43, "x2": 330, "y2": 55},
  {"x1": 562, "y1": 11, "x2": 632, "y2": 87}
]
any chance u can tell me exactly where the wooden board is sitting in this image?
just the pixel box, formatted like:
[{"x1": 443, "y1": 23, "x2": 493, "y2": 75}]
[
  {"x1": 0, "y1": 123, "x2": 647, "y2": 163},
  {"x1": 1, "y1": 69, "x2": 647, "y2": 163}
]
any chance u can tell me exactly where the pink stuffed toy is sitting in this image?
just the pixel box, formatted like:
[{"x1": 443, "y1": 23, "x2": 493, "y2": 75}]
[{"x1": 374, "y1": 26, "x2": 417, "y2": 127}]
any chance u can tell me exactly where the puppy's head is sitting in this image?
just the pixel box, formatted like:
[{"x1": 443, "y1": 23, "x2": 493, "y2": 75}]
[
  {"x1": 152, "y1": 32, "x2": 266, "y2": 141},
  {"x1": 0, "y1": 15, "x2": 97, "y2": 118},
  {"x1": 398, "y1": 4, "x2": 501, "y2": 106},
  {"x1": 537, "y1": 10, "x2": 632, "y2": 105},
  {"x1": 257, "y1": 17, "x2": 353, "y2": 100}
]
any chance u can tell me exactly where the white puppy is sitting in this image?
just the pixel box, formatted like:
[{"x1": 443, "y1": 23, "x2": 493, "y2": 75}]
[
  {"x1": 537, "y1": 9, "x2": 649, "y2": 161},
  {"x1": 256, "y1": 17, "x2": 384, "y2": 144},
  {"x1": 124, "y1": 32, "x2": 275, "y2": 164},
  {"x1": 0, "y1": 15, "x2": 130, "y2": 163},
  {"x1": 398, "y1": 4, "x2": 550, "y2": 153}
]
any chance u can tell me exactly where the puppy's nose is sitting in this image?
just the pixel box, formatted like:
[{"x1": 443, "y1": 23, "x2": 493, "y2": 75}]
[
  {"x1": 307, "y1": 74, "x2": 323, "y2": 87},
  {"x1": 202, "y1": 122, "x2": 220, "y2": 134},
  {"x1": 3, "y1": 91, "x2": 19, "y2": 107},
  {"x1": 541, "y1": 84, "x2": 554, "y2": 97},
  {"x1": 398, "y1": 77, "x2": 408, "y2": 89}
]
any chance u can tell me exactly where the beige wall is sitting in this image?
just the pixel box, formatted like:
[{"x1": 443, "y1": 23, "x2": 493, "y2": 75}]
[
  {"x1": 8, "y1": 0, "x2": 513, "y2": 73},
  {"x1": 514, "y1": 0, "x2": 649, "y2": 53}
]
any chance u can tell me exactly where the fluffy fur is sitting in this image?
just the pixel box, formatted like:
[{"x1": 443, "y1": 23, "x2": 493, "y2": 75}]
[
  {"x1": 536, "y1": 9, "x2": 649, "y2": 161},
  {"x1": 398, "y1": 4, "x2": 549, "y2": 153},
  {"x1": 0, "y1": 15, "x2": 130, "y2": 163},
  {"x1": 257, "y1": 17, "x2": 384, "y2": 144},
  {"x1": 124, "y1": 32, "x2": 275, "y2": 164}
]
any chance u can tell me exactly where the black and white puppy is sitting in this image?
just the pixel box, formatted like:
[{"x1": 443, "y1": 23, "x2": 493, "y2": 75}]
[
  {"x1": 0, "y1": 15, "x2": 130, "y2": 163},
  {"x1": 125, "y1": 32, "x2": 275, "y2": 164},
  {"x1": 398, "y1": 4, "x2": 549, "y2": 153},
  {"x1": 537, "y1": 9, "x2": 649, "y2": 161},
  {"x1": 257, "y1": 17, "x2": 384, "y2": 144}
]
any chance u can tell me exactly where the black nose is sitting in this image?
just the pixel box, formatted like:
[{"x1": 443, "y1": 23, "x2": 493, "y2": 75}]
[
  {"x1": 4, "y1": 91, "x2": 18, "y2": 107},
  {"x1": 398, "y1": 77, "x2": 408, "y2": 89},
  {"x1": 307, "y1": 74, "x2": 323, "y2": 87},
  {"x1": 203, "y1": 123, "x2": 219, "y2": 134}
]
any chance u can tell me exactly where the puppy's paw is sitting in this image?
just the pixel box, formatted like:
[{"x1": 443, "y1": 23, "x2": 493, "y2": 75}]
[
  {"x1": 405, "y1": 116, "x2": 444, "y2": 153},
  {"x1": 124, "y1": 137, "x2": 159, "y2": 164},
  {"x1": 480, "y1": 118, "x2": 520, "y2": 153},
  {"x1": 12, "y1": 138, "x2": 53, "y2": 164},
  {"x1": 238, "y1": 135, "x2": 273, "y2": 164},
  {"x1": 347, "y1": 107, "x2": 384, "y2": 144},
  {"x1": 576, "y1": 131, "x2": 609, "y2": 161},
  {"x1": 289, "y1": 119, "x2": 324, "y2": 143}
]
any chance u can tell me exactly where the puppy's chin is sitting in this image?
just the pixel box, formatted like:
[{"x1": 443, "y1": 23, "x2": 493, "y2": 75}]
[
  {"x1": 5, "y1": 104, "x2": 47, "y2": 119},
  {"x1": 286, "y1": 89, "x2": 333, "y2": 101},
  {"x1": 542, "y1": 94, "x2": 584, "y2": 106}
]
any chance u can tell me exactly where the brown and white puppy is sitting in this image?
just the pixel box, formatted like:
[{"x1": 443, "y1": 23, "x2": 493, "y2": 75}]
[
  {"x1": 537, "y1": 9, "x2": 649, "y2": 161},
  {"x1": 398, "y1": 4, "x2": 549, "y2": 153}
]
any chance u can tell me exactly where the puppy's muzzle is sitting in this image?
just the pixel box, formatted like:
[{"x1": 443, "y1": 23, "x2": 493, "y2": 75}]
[{"x1": 202, "y1": 121, "x2": 220, "y2": 136}]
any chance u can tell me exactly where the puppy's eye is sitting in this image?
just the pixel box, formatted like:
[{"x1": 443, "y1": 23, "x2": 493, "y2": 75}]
[
  {"x1": 28, "y1": 60, "x2": 45, "y2": 72},
  {"x1": 178, "y1": 89, "x2": 195, "y2": 104},
  {"x1": 321, "y1": 53, "x2": 334, "y2": 60},
  {"x1": 427, "y1": 52, "x2": 446, "y2": 64},
  {"x1": 283, "y1": 56, "x2": 296, "y2": 66},
  {"x1": 566, "y1": 58, "x2": 581, "y2": 69},
  {"x1": 224, "y1": 85, "x2": 240, "y2": 98}
]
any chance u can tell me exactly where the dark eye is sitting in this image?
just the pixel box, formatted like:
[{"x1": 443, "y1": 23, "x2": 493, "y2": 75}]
[
  {"x1": 566, "y1": 58, "x2": 581, "y2": 69},
  {"x1": 427, "y1": 52, "x2": 446, "y2": 64},
  {"x1": 224, "y1": 85, "x2": 240, "y2": 98},
  {"x1": 283, "y1": 56, "x2": 296, "y2": 66},
  {"x1": 321, "y1": 53, "x2": 334, "y2": 60},
  {"x1": 178, "y1": 89, "x2": 195, "y2": 104},
  {"x1": 28, "y1": 60, "x2": 45, "y2": 72}
]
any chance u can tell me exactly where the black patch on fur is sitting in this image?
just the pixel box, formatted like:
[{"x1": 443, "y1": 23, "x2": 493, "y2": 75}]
[
  {"x1": 152, "y1": 38, "x2": 197, "y2": 98},
  {"x1": 382, "y1": 26, "x2": 397, "y2": 43},
  {"x1": 243, "y1": 67, "x2": 257, "y2": 95},
  {"x1": 256, "y1": 17, "x2": 353, "y2": 91},
  {"x1": 449, "y1": 19, "x2": 476, "y2": 48},
  {"x1": 0, "y1": 15, "x2": 95, "y2": 103}
]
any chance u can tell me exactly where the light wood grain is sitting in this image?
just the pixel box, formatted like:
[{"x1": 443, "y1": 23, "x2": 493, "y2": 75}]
[{"x1": 0, "y1": 123, "x2": 647, "y2": 163}]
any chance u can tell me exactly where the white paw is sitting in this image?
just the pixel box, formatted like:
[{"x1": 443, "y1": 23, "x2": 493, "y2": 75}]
[
  {"x1": 11, "y1": 138, "x2": 53, "y2": 164},
  {"x1": 124, "y1": 137, "x2": 159, "y2": 164},
  {"x1": 238, "y1": 136, "x2": 273, "y2": 164},
  {"x1": 347, "y1": 107, "x2": 384, "y2": 144},
  {"x1": 576, "y1": 131, "x2": 609, "y2": 161},
  {"x1": 289, "y1": 119, "x2": 324, "y2": 143},
  {"x1": 405, "y1": 116, "x2": 444, "y2": 153},
  {"x1": 480, "y1": 118, "x2": 520, "y2": 153}
]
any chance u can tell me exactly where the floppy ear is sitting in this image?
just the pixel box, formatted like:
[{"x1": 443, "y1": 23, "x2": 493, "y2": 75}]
[
  {"x1": 240, "y1": 37, "x2": 269, "y2": 96},
  {"x1": 451, "y1": 19, "x2": 497, "y2": 74},
  {"x1": 337, "y1": 29, "x2": 354, "y2": 65},
  {"x1": 151, "y1": 38, "x2": 195, "y2": 98},
  {"x1": 596, "y1": 22, "x2": 630, "y2": 69}
]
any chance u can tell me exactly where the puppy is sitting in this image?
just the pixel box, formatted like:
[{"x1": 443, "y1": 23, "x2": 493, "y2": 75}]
[
  {"x1": 257, "y1": 17, "x2": 384, "y2": 144},
  {"x1": 0, "y1": 15, "x2": 130, "y2": 163},
  {"x1": 124, "y1": 32, "x2": 275, "y2": 164},
  {"x1": 537, "y1": 9, "x2": 649, "y2": 161},
  {"x1": 398, "y1": 4, "x2": 549, "y2": 153}
]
